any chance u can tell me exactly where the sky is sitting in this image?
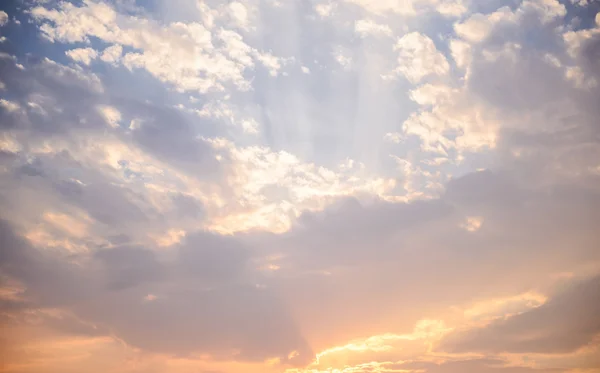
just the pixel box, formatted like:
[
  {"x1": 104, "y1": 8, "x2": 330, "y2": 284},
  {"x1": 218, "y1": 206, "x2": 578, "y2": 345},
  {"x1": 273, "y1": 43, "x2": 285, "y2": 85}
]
[{"x1": 0, "y1": 0, "x2": 600, "y2": 372}]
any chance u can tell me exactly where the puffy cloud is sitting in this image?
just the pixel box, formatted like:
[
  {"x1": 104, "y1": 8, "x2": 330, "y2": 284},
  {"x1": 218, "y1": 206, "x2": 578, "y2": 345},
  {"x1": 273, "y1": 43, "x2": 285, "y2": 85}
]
[
  {"x1": 0, "y1": 10, "x2": 8, "y2": 26},
  {"x1": 455, "y1": 0, "x2": 566, "y2": 44},
  {"x1": 228, "y1": 2, "x2": 250, "y2": 30},
  {"x1": 454, "y1": 7, "x2": 516, "y2": 43},
  {"x1": 99, "y1": 44, "x2": 122, "y2": 64},
  {"x1": 206, "y1": 138, "x2": 396, "y2": 232},
  {"x1": 0, "y1": 98, "x2": 20, "y2": 112},
  {"x1": 344, "y1": 0, "x2": 467, "y2": 17},
  {"x1": 392, "y1": 32, "x2": 450, "y2": 83},
  {"x1": 65, "y1": 47, "x2": 98, "y2": 66},
  {"x1": 354, "y1": 19, "x2": 392, "y2": 38},
  {"x1": 31, "y1": 1, "x2": 284, "y2": 93},
  {"x1": 96, "y1": 105, "x2": 121, "y2": 128}
]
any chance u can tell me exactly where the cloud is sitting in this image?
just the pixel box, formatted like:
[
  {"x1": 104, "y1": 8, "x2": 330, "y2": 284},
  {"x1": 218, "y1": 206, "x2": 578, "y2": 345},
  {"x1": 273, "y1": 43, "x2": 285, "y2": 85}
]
[
  {"x1": 392, "y1": 32, "x2": 450, "y2": 83},
  {"x1": 95, "y1": 245, "x2": 165, "y2": 290},
  {"x1": 394, "y1": 358, "x2": 564, "y2": 373},
  {"x1": 31, "y1": 0, "x2": 285, "y2": 93},
  {"x1": 454, "y1": 7, "x2": 516, "y2": 43},
  {"x1": 3, "y1": 0, "x2": 600, "y2": 372},
  {"x1": 0, "y1": 218, "x2": 312, "y2": 364},
  {"x1": 65, "y1": 47, "x2": 98, "y2": 66},
  {"x1": 354, "y1": 19, "x2": 392, "y2": 38},
  {"x1": 96, "y1": 105, "x2": 121, "y2": 128},
  {"x1": 0, "y1": 11, "x2": 8, "y2": 26},
  {"x1": 343, "y1": 0, "x2": 468, "y2": 17},
  {"x1": 439, "y1": 275, "x2": 600, "y2": 354},
  {"x1": 99, "y1": 44, "x2": 122, "y2": 64}
]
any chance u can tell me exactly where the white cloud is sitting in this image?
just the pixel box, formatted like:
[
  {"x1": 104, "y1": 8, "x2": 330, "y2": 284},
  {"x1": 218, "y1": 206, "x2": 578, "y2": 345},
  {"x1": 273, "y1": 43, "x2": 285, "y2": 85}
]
[
  {"x1": 455, "y1": 1, "x2": 566, "y2": 44},
  {"x1": 354, "y1": 19, "x2": 392, "y2": 38},
  {"x1": 454, "y1": 7, "x2": 515, "y2": 43},
  {"x1": 543, "y1": 53, "x2": 562, "y2": 68},
  {"x1": 193, "y1": 99, "x2": 262, "y2": 134},
  {"x1": 100, "y1": 44, "x2": 122, "y2": 64},
  {"x1": 0, "y1": 133, "x2": 22, "y2": 154},
  {"x1": 393, "y1": 32, "x2": 449, "y2": 83},
  {"x1": 228, "y1": 2, "x2": 250, "y2": 29},
  {"x1": 409, "y1": 83, "x2": 455, "y2": 106},
  {"x1": 254, "y1": 51, "x2": 283, "y2": 76},
  {"x1": 334, "y1": 49, "x2": 352, "y2": 70},
  {"x1": 0, "y1": 10, "x2": 8, "y2": 26},
  {"x1": 384, "y1": 132, "x2": 405, "y2": 144},
  {"x1": 520, "y1": 0, "x2": 566, "y2": 23},
  {"x1": 31, "y1": 1, "x2": 117, "y2": 43},
  {"x1": 563, "y1": 26, "x2": 600, "y2": 58},
  {"x1": 0, "y1": 98, "x2": 20, "y2": 112},
  {"x1": 65, "y1": 47, "x2": 98, "y2": 66},
  {"x1": 32, "y1": 1, "x2": 285, "y2": 93},
  {"x1": 240, "y1": 118, "x2": 260, "y2": 134},
  {"x1": 315, "y1": 3, "x2": 335, "y2": 17},
  {"x1": 450, "y1": 39, "x2": 471, "y2": 68},
  {"x1": 96, "y1": 105, "x2": 121, "y2": 128},
  {"x1": 400, "y1": 88, "x2": 499, "y2": 155},
  {"x1": 344, "y1": 0, "x2": 416, "y2": 16},
  {"x1": 343, "y1": 0, "x2": 467, "y2": 17},
  {"x1": 460, "y1": 216, "x2": 483, "y2": 232},
  {"x1": 206, "y1": 138, "x2": 396, "y2": 232},
  {"x1": 566, "y1": 66, "x2": 598, "y2": 89},
  {"x1": 435, "y1": 0, "x2": 467, "y2": 17}
]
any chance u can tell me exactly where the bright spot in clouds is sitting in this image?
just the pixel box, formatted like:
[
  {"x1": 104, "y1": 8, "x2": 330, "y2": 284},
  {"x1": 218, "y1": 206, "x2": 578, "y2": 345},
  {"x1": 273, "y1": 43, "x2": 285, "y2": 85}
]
[
  {"x1": 461, "y1": 216, "x2": 483, "y2": 232},
  {"x1": 1, "y1": 1, "x2": 600, "y2": 373}
]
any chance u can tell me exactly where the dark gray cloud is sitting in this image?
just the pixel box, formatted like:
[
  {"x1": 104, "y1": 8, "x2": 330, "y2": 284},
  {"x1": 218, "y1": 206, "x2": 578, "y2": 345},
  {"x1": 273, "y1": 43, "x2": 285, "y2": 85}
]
[
  {"x1": 439, "y1": 275, "x2": 600, "y2": 354},
  {"x1": 282, "y1": 196, "x2": 452, "y2": 268},
  {"x1": 178, "y1": 232, "x2": 250, "y2": 283},
  {"x1": 0, "y1": 218, "x2": 311, "y2": 364},
  {"x1": 95, "y1": 246, "x2": 165, "y2": 290},
  {"x1": 125, "y1": 100, "x2": 222, "y2": 180},
  {"x1": 256, "y1": 170, "x2": 600, "y2": 345},
  {"x1": 170, "y1": 192, "x2": 206, "y2": 219},
  {"x1": 0, "y1": 219, "x2": 99, "y2": 308}
]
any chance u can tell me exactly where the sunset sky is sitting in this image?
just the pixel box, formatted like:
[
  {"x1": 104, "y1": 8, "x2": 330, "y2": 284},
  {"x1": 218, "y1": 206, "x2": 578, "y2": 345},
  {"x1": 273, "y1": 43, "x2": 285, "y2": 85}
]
[{"x1": 1, "y1": 0, "x2": 600, "y2": 372}]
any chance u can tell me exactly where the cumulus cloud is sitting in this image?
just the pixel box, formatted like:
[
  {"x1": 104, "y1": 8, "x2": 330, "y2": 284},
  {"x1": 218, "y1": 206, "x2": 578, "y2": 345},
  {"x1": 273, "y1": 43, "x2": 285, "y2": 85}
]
[
  {"x1": 344, "y1": 0, "x2": 467, "y2": 17},
  {"x1": 31, "y1": 1, "x2": 284, "y2": 93},
  {"x1": 65, "y1": 47, "x2": 98, "y2": 66},
  {"x1": 0, "y1": 10, "x2": 8, "y2": 26},
  {"x1": 392, "y1": 32, "x2": 450, "y2": 83},
  {"x1": 354, "y1": 19, "x2": 392, "y2": 37},
  {"x1": 99, "y1": 44, "x2": 122, "y2": 64}
]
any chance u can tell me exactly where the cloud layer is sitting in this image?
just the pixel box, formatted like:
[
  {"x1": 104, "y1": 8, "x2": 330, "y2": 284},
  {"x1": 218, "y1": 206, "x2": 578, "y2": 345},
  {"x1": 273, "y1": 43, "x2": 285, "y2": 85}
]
[{"x1": 1, "y1": 1, "x2": 600, "y2": 373}]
